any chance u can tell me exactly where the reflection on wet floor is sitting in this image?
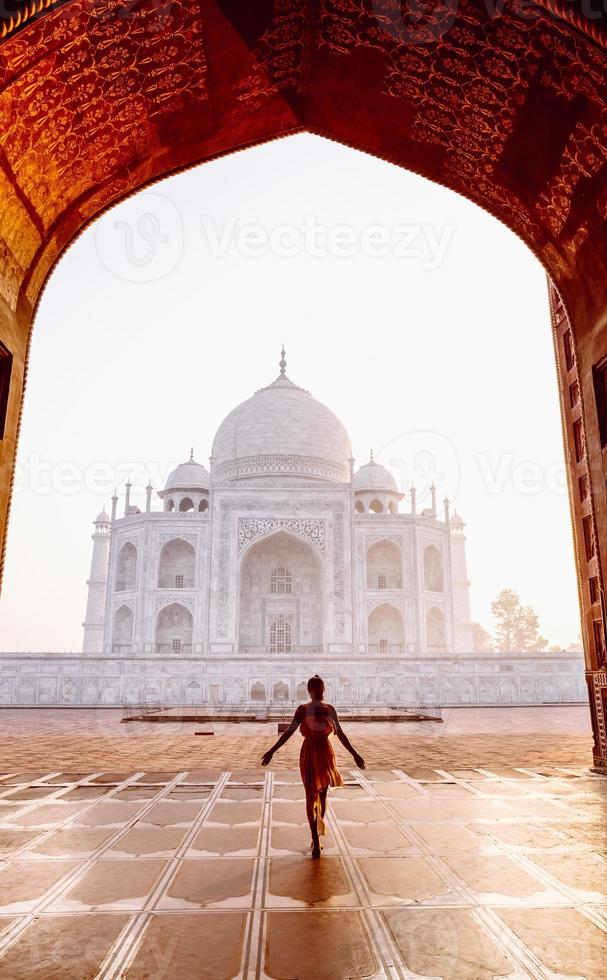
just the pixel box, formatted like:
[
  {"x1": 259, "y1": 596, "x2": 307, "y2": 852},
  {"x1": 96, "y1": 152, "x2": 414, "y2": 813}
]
[{"x1": 0, "y1": 765, "x2": 605, "y2": 978}]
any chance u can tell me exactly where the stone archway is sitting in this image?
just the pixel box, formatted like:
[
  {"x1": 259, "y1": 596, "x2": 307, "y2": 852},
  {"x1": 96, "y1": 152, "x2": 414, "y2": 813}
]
[
  {"x1": 238, "y1": 530, "x2": 323, "y2": 655},
  {"x1": 368, "y1": 602, "x2": 405, "y2": 655},
  {"x1": 158, "y1": 538, "x2": 196, "y2": 589},
  {"x1": 0, "y1": 0, "x2": 606, "y2": 765},
  {"x1": 155, "y1": 602, "x2": 193, "y2": 655}
]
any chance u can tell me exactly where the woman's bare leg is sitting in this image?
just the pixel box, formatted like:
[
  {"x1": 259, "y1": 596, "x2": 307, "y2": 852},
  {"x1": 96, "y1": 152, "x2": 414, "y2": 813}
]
[
  {"x1": 319, "y1": 787, "x2": 328, "y2": 822},
  {"x1": 305, "y1": 794, "x2": 321, "y2": 858}
]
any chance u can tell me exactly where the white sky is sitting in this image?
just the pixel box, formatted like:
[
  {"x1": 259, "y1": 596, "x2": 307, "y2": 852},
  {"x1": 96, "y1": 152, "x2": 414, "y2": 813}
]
[{"x1": 0, "y1": 134, "x2": 581, "y2": 651}]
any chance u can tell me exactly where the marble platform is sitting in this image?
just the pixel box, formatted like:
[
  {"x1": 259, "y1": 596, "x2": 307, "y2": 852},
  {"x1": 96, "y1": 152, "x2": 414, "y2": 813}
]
[{"x1": 0, "y1": 765, "x2": 605, "y2": 978}]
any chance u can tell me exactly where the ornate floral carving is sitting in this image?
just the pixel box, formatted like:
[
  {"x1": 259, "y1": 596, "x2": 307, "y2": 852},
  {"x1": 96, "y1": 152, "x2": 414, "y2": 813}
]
[
  {"x1": 155, "y1": 595, "x2": 195, "y2": 612},
  {"x1": 216, "y1": 498, "x2": 345, "y2": 640},
  {"x1": 215, "y1": 454, "x2": 349, "y2": 483},
  {"x1": 238, "y1": 517, "x2": 325, "y2": 555}
]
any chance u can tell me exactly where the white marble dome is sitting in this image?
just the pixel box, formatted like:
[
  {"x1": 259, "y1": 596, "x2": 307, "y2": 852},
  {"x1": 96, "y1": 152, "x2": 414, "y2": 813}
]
[
  {"x1": 353, "y1": 458, "x2": 398, "y2": 493},
  {"x1": 212, "y1": 360, "x2": 352, "y2": 483},
  {"x1": 163, "y1": 456, "x2": 210, "y2": 493}
]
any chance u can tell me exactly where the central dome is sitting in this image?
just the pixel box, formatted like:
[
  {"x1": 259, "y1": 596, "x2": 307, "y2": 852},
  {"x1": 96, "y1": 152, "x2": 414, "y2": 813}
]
[{"x1": 212, "y1": 354, "x2": 352, "y2": 483}]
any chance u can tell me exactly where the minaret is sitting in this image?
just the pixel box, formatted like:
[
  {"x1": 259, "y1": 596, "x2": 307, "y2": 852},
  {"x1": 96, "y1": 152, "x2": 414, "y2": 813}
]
[
  {"x1": 449, "y1": 510, "x2": 474, "y2": 652},
  {"x1": 82, "y1": 508, "x2": 111, "y2": 654}
]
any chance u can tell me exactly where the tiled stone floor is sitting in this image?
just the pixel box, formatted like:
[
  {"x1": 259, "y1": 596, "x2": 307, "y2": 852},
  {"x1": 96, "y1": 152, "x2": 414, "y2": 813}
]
[
  {"x1": 0, "y1": 764, "x2": 606, "y2": 978},
  {"x1": 0, "y1": 706, "x2": 593, "y2": 770}
]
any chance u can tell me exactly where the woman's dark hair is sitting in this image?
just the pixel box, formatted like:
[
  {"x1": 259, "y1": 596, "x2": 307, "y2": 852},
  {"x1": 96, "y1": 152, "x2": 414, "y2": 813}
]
[{"x1": 307, "y1": 675, "x2": 325, "y2": 699}]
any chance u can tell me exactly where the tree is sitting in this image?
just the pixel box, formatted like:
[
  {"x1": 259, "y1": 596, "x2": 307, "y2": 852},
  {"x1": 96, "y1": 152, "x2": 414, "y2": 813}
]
[
  {"x1": 472, "y1": 622, "x2": 494, "y2": 653},
  {"x1": 491, "y1": 588, "x2": 548, "y2": 653},
  {"x1": 565, "y1": 635, "x2": 583, "y2": 652}
]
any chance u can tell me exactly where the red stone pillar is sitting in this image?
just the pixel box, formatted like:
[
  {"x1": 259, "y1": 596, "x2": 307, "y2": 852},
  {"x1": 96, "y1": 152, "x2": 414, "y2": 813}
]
[{"x1": 549, "y1": 280, "x2": 607, "y2": 771}]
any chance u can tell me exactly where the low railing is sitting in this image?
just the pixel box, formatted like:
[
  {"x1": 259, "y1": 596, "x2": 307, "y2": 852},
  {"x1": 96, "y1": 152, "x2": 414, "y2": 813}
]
[{"x1": 121, "y1": 699, "x2": 442, "y2": 722}]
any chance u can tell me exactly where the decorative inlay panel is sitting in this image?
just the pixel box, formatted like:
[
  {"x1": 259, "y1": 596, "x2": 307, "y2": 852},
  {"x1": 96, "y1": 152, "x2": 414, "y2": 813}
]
[
  {"x1": 214, "y1": 454, "x2": 349, "y2": 483},
  {"x1": 238, "y1": 518, "x2": 325, "y2": 555},
  {"x1": 216, "y1": 498, "x2": 345, "y2": 640}
]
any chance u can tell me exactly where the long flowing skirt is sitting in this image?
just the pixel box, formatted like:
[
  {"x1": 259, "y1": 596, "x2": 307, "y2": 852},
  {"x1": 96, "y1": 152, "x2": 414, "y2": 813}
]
[{"x1": 299, "y1": 734, "x2": 344, "y2": 835}]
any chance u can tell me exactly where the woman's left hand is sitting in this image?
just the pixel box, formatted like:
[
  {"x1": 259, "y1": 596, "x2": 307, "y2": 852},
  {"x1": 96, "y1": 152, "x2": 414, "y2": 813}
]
[
  {"x1": 353, "y1": 752, "x2": 366, "y2": 770},
  {"x1": 261, "y1": 750, "x2": 274, "y2": 767}
]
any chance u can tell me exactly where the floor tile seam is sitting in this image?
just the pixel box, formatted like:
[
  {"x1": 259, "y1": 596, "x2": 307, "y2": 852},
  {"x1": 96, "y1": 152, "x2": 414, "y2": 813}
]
[
  {"x1": 244, "y1": 770, "x2": 273, "y2": 980},
  {"x1": 390, "y1": 770, "x2": 434, "y2": 797},
  {"x1": 432, "y1": 776, "x2": 607, "y2": 868},
  {"x1": 433, "y1": 768, "x2": 574, "y2": 805},
  {"x1": 576, "y1": 904, "x2": 607, "y2": 932},
  {"x1": 0, "y1": 771, "x2": 184, "y2": 865},
  {"x1": 352, "y1": 772, "x2": 492, "y2": 904},
  {"x1": 327, "y1": 800, "x2": 406, "y2": 980},
  {"x1": 0, "y1": 778, "x2": 66, "y2": 803},
  {"x1": 0, "y1": 770, "x2": 159, "y2": 960},
  {"x1": 394, "y1": 767, "x2": 594, "y2": 833},
  {"x1": 471, "y1": 906, "x2": 555, "y2": 980},
  {"x1": 97, "y1": 771, "x2": 231, "y2": 980},
  {"x1": 2, "y1": 771, "x2": 150, "y2": 837},
  {"x1": 336, "y1": 783, "x2": 547, "y2": 979},
  {"x1": 141, "y1": 771, "x2": 232, "y2": 906},
  {"x1": 465, "y1": 829, "x2": 607, "y2": 909}
]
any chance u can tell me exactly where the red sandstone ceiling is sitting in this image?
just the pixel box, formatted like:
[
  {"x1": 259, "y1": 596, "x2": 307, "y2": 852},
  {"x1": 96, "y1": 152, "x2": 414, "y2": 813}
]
[{"x1": 0, "y1": 0, "x2": 606, "y2": 329}]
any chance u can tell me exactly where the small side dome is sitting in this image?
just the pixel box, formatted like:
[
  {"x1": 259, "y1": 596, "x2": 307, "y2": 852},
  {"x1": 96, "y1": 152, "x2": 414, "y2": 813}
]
[
  {"x1": 160, "y1": 453, "x2": 210, "y2": 496},
  {"x1": 451, "y1": 511, "x2": 465, "y2": 526},
  {"x1": 94, "y1": 509, "x2": 110, "y2": 524},
  {"x1": 353, "y1": 457, "x2": 399, "y2": 494}
]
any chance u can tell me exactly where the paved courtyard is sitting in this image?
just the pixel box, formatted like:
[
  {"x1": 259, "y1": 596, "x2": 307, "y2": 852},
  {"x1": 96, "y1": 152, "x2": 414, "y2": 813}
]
[
  {"x1": 0, "y1": 707, "x2": 605, "y2": 978},
  {"x1": 0, "y1": 706, "x2": 595, "y2": 771}
]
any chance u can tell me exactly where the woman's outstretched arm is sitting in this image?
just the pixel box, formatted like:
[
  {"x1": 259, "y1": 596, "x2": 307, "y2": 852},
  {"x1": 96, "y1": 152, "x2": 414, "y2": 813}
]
[
  {"x1": 261, "y1": 705, "x2": 304, "y2": 766},
  {"x1": 328, "y1": 705, "x2": 365, "y2": 769}
]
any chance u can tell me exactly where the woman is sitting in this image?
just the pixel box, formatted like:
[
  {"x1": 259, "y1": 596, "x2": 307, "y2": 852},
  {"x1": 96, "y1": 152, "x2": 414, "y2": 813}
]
[{"x1": 261, "y1": 675, "x2": 365, "y2": 858}]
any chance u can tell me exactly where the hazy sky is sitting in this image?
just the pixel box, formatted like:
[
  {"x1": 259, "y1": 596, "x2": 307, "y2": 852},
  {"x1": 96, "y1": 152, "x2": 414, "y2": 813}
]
[{"x1": 0, "y1": 134, "x2": 580, "y2": 651}]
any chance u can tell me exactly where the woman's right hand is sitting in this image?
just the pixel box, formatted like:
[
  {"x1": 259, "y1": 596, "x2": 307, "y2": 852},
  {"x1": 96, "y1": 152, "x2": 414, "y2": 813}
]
[
  {"x1": 261, "y1": 749, "x2": 274, "y2": 767},
  {"x1": 353, "y1": 752, "x2": 366, "y2": 770}
]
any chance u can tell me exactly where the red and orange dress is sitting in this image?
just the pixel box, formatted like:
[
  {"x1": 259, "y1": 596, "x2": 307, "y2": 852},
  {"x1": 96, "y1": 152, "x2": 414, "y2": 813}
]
[{"x1": 299, "y1": 708, "x2": 344, "y2": 835}]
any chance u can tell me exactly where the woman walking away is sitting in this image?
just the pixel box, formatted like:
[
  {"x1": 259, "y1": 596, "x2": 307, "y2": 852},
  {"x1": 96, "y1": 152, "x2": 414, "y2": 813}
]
[{"x1": 261, "y1": 675, "x2": 365, "y2": 858}]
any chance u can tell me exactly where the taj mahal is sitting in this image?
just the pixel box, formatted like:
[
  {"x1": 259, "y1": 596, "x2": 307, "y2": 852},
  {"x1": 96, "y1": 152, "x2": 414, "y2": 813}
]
[
  {"x1": 79, "y1": 350, "x2": 476, "y2": 701},
  {"x1": 0, "y1": 352, "x2": 587, "y2": 708}
]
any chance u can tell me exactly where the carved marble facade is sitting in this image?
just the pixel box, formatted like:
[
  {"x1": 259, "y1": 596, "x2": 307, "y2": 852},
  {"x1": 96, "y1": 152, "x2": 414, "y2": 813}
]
[
  {"x1": 0, "y1": 652, "x2": 587, "y2": 707},
  {"x1": 77, "y1": 358, "x2": 475, "y2": 674}
]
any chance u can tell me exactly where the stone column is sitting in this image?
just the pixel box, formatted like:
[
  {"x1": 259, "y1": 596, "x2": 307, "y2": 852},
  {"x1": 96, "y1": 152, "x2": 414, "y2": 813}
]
[{"x1": 82, "y1": 510, "x2": 111, "y2": 653}]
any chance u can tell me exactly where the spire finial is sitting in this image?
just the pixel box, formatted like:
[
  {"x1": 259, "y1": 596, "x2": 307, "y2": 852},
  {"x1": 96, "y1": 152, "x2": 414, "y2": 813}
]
[
  {"x1": 189, "y1": 447, "x2": 194, "y2": 462},
  {"x1": 279, "y1": 345, "x2": 287, "y2": 376},
  {"x1": 370, "y1": 448, "x2": 374, "y2": 463}
]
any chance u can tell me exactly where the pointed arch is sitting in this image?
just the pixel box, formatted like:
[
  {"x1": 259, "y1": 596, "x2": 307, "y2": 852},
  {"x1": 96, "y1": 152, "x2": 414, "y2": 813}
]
[
  {"x1": 112, "y1": 604, "x2": 133, "y2": 652},
  {"x1": 251, "y1": 681, "x2": 266, "y2": 702},
  {"x1": 155, "y1": 602, "x2": 193, "y2": 654},
  {"x1": 239, "y1": 529, "x2": 322, "y2": 654},
  {"x1": 296, "y1": 680, "x2": 309, "y2": 701},
  {"x1": 115, "y1": 542, "x2": 137, "y2": 591},
  {"x1": 367, "y1": 539, "x2": 402, "y2": 589},
  {"x1": 158, "y1": 537, "x2": 195, "y2": 588},
  {"x1": 427, "y1": 607, "x2": 446, "y2": 650},
  {"x1": 368, "y1": 602, "x2": 404, "y2": 655},
  {"x1": 424, "y1": 544, "x2": 444, "y2": 592}
]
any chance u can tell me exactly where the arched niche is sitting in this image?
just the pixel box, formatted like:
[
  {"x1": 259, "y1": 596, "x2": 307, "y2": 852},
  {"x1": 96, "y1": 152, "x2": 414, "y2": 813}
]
[
  {"x1": 112, "y1": 604, "x2": 133, "y2": 652},
  {"x1": 115, "y1": 542, "x2": 137, "y2": 591},
  {"x1": 368, "y1": 603, "x2": 405, "y2": 655},
  {"x1": 424, "y1": 545, "x2": 444, "y2": 593},
  {"x1": 155, "y1": 602, "x2": 193, "y2": 655},
  {"x1": 367, "y1": 540, "x2": 402, "y2": 589},
  {"x1": 158, "y1": 537, "x2": 195, "y2": 589},
  {"x1": 238, "y1": 530, "x2": 322, "y2": 654},
  {"x1": 427, "y1": 607, "x2": 446, "y2": 650}
]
